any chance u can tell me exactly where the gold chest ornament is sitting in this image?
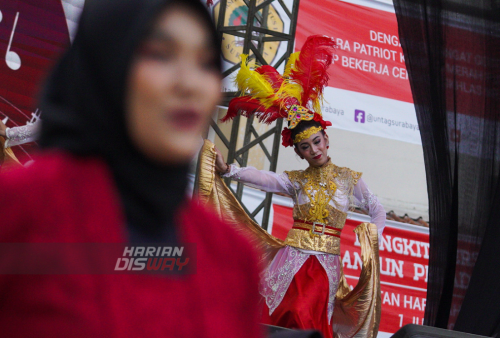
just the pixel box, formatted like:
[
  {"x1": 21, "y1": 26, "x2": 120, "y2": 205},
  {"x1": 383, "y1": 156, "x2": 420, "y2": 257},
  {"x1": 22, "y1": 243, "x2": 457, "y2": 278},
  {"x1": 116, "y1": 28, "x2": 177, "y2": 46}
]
[
  {"x1": 284, "y1": 161, "x2": 362, "y2": 255},
  {"x1": 303, "y1": 167, "x2": 338, "y2": 225}
]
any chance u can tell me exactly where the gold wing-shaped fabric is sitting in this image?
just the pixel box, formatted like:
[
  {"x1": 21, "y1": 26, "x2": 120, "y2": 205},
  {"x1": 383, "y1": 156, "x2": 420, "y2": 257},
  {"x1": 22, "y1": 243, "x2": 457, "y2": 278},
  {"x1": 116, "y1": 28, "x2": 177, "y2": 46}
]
[
  {"x1": 0, "y1": 138, "x2": 23, "y2": 173},
  {"x1": 333, "y1": 222, "x2": 381, "y2": 338},
  {"x1": 196, "y1": 139, "x2": 380, "y2": 338},
  {"x1": 196, "y1": 139, "x2": 285, "y2": 263}
]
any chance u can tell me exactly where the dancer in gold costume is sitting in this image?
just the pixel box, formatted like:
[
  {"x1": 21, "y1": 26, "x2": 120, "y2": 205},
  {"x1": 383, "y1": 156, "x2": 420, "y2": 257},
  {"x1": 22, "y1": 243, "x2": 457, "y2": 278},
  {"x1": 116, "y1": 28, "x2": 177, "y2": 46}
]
[{"x1": 197, "y1": 36, "x2": 385, "y2": 338}]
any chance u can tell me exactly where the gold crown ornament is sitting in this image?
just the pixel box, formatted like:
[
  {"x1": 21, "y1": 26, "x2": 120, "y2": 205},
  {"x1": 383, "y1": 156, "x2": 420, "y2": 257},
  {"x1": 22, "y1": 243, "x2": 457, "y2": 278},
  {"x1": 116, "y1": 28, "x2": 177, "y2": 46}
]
[
  {"x1": 293, "y1": 126, "x2": 323, "y2": 144},
  {"x1": 287, "y1": 105, "x2": 315, "y2": 129}
]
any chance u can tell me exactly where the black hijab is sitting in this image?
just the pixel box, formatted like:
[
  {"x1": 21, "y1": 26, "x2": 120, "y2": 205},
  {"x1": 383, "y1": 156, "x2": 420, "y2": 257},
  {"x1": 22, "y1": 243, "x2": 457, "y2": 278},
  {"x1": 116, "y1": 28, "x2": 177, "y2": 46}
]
[{"x1": 39, "y1": 0, "x2": 221, "y2": 243}]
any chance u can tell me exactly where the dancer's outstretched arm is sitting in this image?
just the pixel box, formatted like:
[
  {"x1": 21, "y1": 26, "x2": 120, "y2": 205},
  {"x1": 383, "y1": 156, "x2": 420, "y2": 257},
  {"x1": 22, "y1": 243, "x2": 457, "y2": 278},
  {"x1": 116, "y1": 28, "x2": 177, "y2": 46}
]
[
  {"x1": 352, "y1": 178, "x2": 386, "y2": 238},
  {"x1": 214, "y1": 146, "x2": 295, "y2": 195}
]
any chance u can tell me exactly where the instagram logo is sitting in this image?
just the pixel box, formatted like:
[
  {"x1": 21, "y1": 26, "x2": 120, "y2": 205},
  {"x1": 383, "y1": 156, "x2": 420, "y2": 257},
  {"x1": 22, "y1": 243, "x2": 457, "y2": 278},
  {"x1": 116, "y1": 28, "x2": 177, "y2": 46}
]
[{"x1": 354, "y1": 110, "x2": 365, "y2": 123}]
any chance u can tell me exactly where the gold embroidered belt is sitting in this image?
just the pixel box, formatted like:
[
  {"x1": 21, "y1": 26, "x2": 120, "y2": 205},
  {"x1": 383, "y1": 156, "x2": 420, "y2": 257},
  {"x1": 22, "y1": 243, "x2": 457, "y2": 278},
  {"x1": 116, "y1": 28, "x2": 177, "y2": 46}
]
[{"x1": 292, "y1": 220, "x2": 342, "y2": 238}]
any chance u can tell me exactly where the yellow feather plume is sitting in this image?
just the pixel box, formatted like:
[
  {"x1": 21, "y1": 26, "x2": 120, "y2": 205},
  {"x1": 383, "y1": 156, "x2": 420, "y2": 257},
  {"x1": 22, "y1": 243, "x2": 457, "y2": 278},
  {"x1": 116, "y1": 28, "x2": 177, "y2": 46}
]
[
  {"x1": 279, "y1": 52, "x2": 304, "y2": 107},
  {"x1": 283, "y1": 51, "x2": 300, "y2": 78},
  {"x1": 277, "y1": 80, "x2": 303, "y2": 105},
  {"x1": 235, "y1": 54, "x2": 276, "y2": 108},
  {"x1": 283, "y1": 51, "x2": 325, "y2": 113},
  {"x1": 311, "y1": 95, "x2": 324, "y2": 114}
]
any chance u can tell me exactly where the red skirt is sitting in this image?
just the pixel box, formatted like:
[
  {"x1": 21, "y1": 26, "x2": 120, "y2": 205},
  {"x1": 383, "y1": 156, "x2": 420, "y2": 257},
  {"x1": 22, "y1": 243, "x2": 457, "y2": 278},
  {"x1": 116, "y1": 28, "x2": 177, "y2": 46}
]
[{"x1": 261, "y1": 255, "x2": 333, "y2": 338}]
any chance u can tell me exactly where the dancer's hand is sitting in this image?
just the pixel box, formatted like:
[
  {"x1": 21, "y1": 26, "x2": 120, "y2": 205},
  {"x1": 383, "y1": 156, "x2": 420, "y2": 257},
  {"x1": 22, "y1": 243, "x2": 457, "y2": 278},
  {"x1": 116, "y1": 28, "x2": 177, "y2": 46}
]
[
  {"x1": 214, "y1": 146, "x2": 229, "y2": 174},
  {"x1": 0, "y1": 120, "x2": 6, "y2": 138}
]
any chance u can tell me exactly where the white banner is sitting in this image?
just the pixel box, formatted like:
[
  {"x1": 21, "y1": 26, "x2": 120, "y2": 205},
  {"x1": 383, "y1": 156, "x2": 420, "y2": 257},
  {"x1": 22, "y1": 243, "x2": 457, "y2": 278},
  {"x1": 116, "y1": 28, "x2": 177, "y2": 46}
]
[
  {"x1": 296, "y1": 0, "x2": 421, "y2": 145},
  {"x1": 322, "y1": 87, "x2": 421, "y2": 145}
]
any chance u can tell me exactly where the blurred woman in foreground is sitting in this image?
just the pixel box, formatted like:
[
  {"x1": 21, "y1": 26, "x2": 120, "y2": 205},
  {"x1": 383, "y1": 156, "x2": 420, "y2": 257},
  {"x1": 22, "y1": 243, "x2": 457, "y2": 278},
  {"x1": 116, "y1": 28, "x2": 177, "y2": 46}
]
[{"x1": 0, "y1": 0, "x2": 262, "y2": 337}]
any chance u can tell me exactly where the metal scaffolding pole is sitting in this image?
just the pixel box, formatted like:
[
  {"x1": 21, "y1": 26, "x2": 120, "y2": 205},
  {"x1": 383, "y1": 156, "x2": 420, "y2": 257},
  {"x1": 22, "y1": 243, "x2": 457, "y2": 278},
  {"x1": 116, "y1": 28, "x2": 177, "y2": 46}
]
[{"x1": 202, "y1": 0, "x2": 300, "y2": 230}]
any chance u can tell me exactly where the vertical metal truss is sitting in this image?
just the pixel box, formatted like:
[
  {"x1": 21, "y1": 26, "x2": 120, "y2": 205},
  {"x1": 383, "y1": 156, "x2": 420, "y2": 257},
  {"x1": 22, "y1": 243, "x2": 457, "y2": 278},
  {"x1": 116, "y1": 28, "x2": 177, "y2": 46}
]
[{"x1": 208, "y1": 0, "x2": 300, "y2": 230}]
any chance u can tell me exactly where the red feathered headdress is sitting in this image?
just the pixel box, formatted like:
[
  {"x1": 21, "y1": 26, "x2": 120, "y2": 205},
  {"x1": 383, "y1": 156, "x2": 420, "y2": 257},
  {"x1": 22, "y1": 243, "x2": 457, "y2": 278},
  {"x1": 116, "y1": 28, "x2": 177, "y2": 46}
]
[{"x1": 222, "y1": 35, "x2": 336, "y2": 147}]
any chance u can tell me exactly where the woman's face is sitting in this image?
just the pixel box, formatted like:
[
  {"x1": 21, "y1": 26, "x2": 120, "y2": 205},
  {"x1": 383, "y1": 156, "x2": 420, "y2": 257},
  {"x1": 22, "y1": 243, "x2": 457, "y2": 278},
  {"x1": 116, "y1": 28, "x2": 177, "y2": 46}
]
[
  {"x1": 294, "y1": 130, "x2": 329, "y2": 167},
  {"x1": 126, "y1": 5, "x2": 221, "y2": 165}
]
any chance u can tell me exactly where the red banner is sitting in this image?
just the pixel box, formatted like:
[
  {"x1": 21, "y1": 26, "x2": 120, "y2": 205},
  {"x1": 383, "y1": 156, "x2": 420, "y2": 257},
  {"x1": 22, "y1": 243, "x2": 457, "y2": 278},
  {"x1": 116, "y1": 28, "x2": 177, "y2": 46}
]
[
  {"x1": 296, "y1": 0, "x2": 412, "y2": 103},
  {"x1": 272, "y1": 204, "x2": 429, "y2": 335},
  {"x1": 0, "y1": 1, "x2": 69, "y2": 162}
]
